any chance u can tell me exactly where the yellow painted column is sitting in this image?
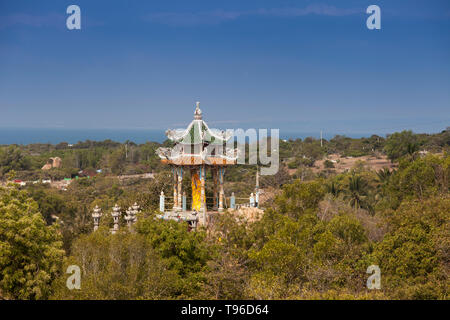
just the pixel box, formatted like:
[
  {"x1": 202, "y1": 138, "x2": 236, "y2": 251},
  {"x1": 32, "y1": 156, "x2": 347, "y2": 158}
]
[{"x1": 191, "y1": 169, "x2": 201, "y2": 211}]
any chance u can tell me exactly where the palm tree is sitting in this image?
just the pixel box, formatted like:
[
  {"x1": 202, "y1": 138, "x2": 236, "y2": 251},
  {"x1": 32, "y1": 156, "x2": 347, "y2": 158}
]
[
  {"x1": 375, "y1": 167, "x2": 393, "y2": 201},
  {"x1": 376, "y1": 167, "x2": 392, "y2": 184},
  {"x1": 345, "y1": 173, "x2": 369, "y2": 211},
  {"x1": 326, "y1": 181, "x2": 341, "y2": 197}
]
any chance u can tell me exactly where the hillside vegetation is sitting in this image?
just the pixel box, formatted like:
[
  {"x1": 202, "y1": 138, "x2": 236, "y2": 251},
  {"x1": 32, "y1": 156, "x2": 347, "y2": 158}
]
[{"x1": 0, "y1": 129, "x2": 449, "y2": 300}]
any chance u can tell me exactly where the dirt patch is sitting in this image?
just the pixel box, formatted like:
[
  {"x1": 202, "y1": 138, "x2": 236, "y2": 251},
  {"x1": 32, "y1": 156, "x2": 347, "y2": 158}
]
[
  {"x1": 288, "y1": 154, "x2": 396, "y2": 175},
  {"x1": 314, "y1": 154, "x2": 395, "y2": 173}
]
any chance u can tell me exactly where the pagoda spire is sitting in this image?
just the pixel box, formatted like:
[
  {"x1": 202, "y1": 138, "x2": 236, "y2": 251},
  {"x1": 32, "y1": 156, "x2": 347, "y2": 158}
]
[{"x1": 194, "y1": 101, "x2": 202, "y2": 120}]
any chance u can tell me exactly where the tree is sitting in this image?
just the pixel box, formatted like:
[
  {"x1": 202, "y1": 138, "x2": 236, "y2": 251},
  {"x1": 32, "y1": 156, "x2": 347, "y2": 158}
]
[
  {"x1": 27, "y1": 186, "x2": 67, "y2": 225},
  {"x1": 135, "y1": 215, "x2": 212, "y2": 297},
  {"x1": 201, "y1": 252, "x2": 248, "y2": 299},
  {"x1": 246, "y1": 208, "x2": 370, "y2": 299},
  {"x1": 274, "y1": 180, "x2": 326, "y2": 219},
  {"x1": 385, "y1": 154, "x2": 449, "y2": 202},
  {"x1": 52, "y1": 228, "x2": 179, "y2": 300},
  {"x1": 376, "y1": 168, "x2": 392, "y2": 184},
  {"x1": 369, "y1": 196, "x2": 449, "y2": 299},
  {"x1": 344, "y1": 173, "x2": 370, "y2": 211},
  {"x1": 200, "y1": 212, "x2": 253, "y2": 299},
  {"x1": 384, "y1": 130, "x2": 419, "y2": 161},
  {"x1": 0, "y1": 186, "x2": 64, "y2": 299},
  {"x1": 326, "y1": 181, "x2": 341, "y2": 197},
  {"x1": 0, "y1": 146, "x2": 31, "y2": 177}
]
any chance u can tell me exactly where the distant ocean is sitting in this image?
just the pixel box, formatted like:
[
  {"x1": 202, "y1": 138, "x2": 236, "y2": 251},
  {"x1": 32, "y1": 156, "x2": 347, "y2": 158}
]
[{"x1": 0, "y1": 128, "x2": 377, "y2": 145}]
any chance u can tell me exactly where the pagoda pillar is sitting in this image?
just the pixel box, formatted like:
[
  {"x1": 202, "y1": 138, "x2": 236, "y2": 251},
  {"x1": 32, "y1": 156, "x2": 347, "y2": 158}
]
[
  {"x1": 173, "y1": 167, "x2": 178, "y2": 210},
  {"x1": 212, "y1": 167, "x2": 218, "y2": 210},
  {"x1": 177, "y1": 167, "x2": 183, "y2": 211},
  {"x1": 218, "y1": 167, "x2": 225, "y2": 212}
]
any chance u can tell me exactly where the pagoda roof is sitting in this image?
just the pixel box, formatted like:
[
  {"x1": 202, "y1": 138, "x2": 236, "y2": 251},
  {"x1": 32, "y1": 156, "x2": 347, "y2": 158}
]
[
  {"x1": 156, "y1": 102, "x2": 239, "y2": 166},
  {"x1": 166, "y1": 102, "x2": 232, "y2": 145}
]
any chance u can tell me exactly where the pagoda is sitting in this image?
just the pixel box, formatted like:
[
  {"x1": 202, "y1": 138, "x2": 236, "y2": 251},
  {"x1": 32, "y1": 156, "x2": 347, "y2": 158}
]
[{"x1": 156, "y1": 102, "x2": 239, "y2": 227}]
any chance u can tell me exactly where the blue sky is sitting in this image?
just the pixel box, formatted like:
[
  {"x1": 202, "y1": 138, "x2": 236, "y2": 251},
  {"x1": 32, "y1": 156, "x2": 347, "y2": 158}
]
[{"x1": 0, "y1": 0, "x2": 449, "y2": 135}]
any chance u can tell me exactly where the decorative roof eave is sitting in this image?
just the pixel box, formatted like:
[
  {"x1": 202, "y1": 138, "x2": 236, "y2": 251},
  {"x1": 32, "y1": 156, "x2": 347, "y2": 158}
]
[
  {"x1": 203, "y1": 121, "x2": 233, "y2": 143},
  {"x1": 156, "y1": 147, "x2": 239, "y2": 166},
  {"x1": 160, "y1": 157, "x2": 237, "y2": 166},
  {"x1": 166, "y1": 120, "x2": 232, "y2": 144}
]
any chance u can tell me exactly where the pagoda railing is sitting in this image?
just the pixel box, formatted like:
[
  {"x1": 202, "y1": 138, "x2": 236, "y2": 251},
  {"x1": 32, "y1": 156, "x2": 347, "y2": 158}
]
[{"x1": 159, "y1": 193, "x2": 257, "y2": 212}]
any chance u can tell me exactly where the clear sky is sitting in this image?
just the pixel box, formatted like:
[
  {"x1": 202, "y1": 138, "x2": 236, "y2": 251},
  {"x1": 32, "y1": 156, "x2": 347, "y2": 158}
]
[{"x1": 1, "y1": 0, "x2": 449, "y2": 135}]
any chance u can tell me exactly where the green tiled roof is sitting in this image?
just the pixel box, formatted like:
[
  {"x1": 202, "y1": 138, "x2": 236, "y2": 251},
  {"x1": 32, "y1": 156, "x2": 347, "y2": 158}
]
[{"x1": 167, "y1": 119, "x2": 230, "y2": 145}]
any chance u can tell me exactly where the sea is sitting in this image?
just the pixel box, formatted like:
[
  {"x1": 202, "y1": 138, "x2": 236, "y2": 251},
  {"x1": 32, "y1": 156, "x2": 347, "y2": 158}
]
[{"x1": 0, "y1": 127, "x2": 379, "y2": 145}]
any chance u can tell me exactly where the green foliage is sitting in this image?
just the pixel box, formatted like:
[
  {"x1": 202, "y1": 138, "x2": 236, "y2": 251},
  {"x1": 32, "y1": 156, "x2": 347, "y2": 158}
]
[
  {"x1": 0, "y1": 186, "x2": 64, "y2": 299},
  {"x1": 326, "y1": 181, "x2": 341, "y2": 197},
  {"x1": 324, "y1": 160, "x2": 335, "y2": 168},
  {"x1": 245, "y1": 209, "x2": 370, "y2": 299},
  {"x1": 52, "y1": 228, "x2": 180, "y2": 299},
  {"x1": 384, "y1": 130, "x2": 420, "y2": 161},
  {"x1": 1, "y1": 132, "x2": 449, "y2": 300},
  {"x1": 136, "y1": 217, "x2": 210, "y2": 276},
  {"x1": 27, "y1": 186, "x2": 68, "y2": 224},
  {"x1": 369, "y1": 197, "x2": 449, "y2": 299},
  {"x1": 376, "y1": 168, "x2": 392, "y2": 184},
  {"x1": 326, "y1": 135, "x2": 383, "y2": 157},
  {"x1": 200, "y1": 212, "x2": 251, "y2": 299},
  {"x1": 382, "y1": 154, "x2": 449, "y2": 208},
  {"x1": 327, "y1": 214, "x2": 367, "y2": 247},
  {"x1": 274, "y1": 180, "x2": 326, "y2": 218},
  {"x1": 0, "y1": 146, "x2": 32, "y2": 177},
  {"x1": 344, "y1": 173, "x2": 370, "y2": 211},
  {"x1": 135, "y1": 216, "x2": 213, "y2": 297}
]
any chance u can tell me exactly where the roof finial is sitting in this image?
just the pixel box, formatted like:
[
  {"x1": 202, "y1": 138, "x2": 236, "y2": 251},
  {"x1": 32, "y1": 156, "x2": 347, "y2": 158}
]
[{"x1": 194, "y1": 101, "x2": 202, "y2": 120}]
